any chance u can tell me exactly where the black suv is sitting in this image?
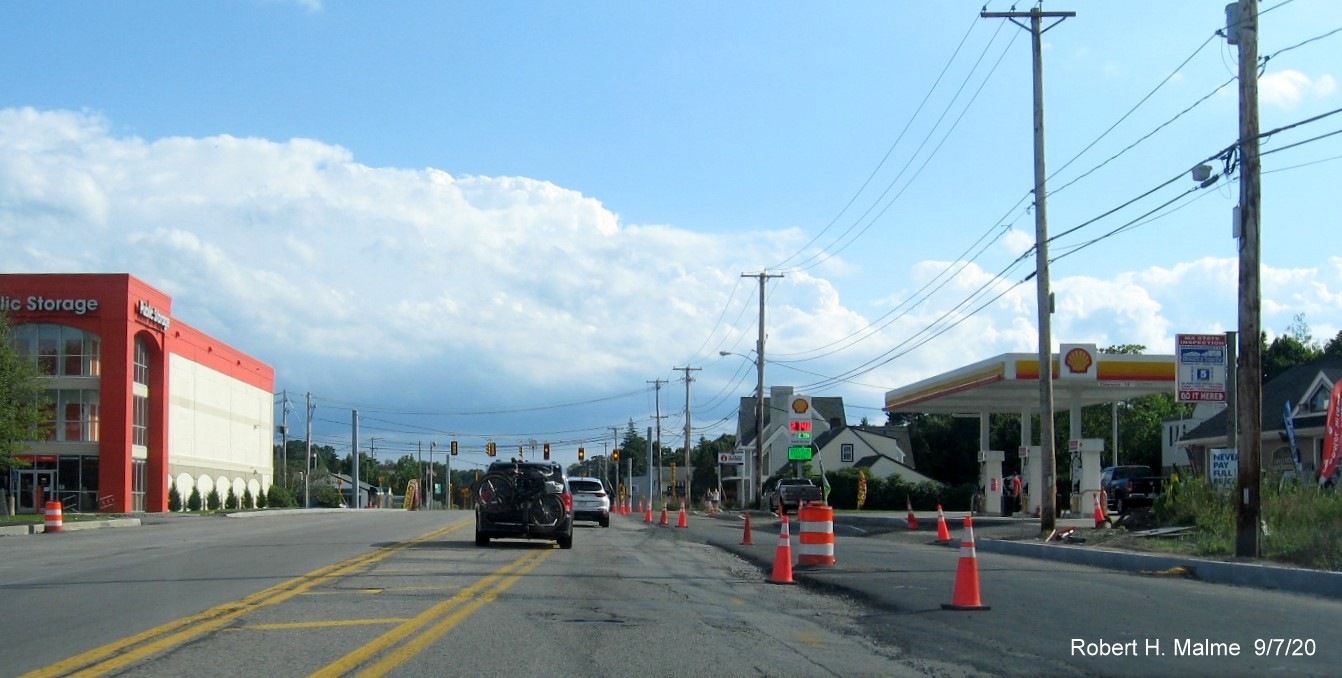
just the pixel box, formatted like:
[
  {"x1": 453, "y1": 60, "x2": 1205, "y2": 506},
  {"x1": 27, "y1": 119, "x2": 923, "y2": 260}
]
[{"x1": 474, "y1": 459, "x2": 574, "y2": 549}]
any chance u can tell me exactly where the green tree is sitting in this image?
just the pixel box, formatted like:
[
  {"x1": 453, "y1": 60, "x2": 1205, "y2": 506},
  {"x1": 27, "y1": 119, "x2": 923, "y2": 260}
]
[
  {"x1": 206, "y1": 488, "x2": 221, "y2": 511},
  {"x1": 168, "y1": 483, "x2": 183, "y2": 512},
  {"x1": 1323, "y1": 331, "x2": 1342, "y2": 360},
  {"x1": 225, "y1": 486, "x2": 238, "y2": 510},
  {"x1": 242, "y1": 487, "x2": 254, "y2": 510},
  {"x1": 266, "y1": 484, "x2": 295, "y2": 508},
  {"x1": 256, "y1": 484, "x2": 269, "y2": 509},
  {"x1": 1263, "y1": 313, "x2": 1324, "y2": 383},
  {"x1": 187, "y1": 487, "x2": 202, "y2": 511},
  {"x1": 0, "y1": 313, "x2": 50, "y2": 472}
]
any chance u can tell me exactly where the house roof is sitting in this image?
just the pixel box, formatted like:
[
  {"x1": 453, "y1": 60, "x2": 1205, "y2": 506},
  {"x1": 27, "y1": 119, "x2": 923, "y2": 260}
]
[{"x1": 1181, "y1": 358, "x2": 1342, "y2": 443}]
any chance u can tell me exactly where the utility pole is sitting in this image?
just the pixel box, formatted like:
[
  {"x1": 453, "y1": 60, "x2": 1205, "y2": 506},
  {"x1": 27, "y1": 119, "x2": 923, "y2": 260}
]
[
  {"x1": 981, "y1": 6, "x2": 1074, "y2": 535},
  {"x1": 280, "y1": 390, "x2": 290, "y2": 490},
  {"x1": 649, "y1": 379, "x2": 666, "y2": 506},
  {"x1": 674, "y1": 366, "x2": 701, "y2": 505},
  {"x1": 742, "y1": 271, "x2": 783, "y2": 508},
  {"x1": 304, "y1": 393, "x2": 313, "y2": 509},
  {"x1": 351, "y1": 410, "x2": 360, "y2": 509},
  {"x1": 1229, "y1": 0, "x2": 1262, "y2": 558}
]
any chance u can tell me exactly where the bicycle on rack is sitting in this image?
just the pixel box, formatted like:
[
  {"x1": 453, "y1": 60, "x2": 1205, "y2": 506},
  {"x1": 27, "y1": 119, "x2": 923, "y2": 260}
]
[{"x1": 474, "y1": 459, "x2": 573, "y2": 549}]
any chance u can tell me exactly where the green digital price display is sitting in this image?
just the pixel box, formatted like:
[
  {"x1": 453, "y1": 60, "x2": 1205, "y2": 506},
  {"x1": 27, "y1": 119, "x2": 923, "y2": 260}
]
[{"x1": 788, "y1": 445, "x2": 814, "y2": 461}]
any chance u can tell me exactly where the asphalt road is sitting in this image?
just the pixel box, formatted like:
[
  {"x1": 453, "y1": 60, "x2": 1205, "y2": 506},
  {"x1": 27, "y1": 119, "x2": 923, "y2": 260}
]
[
  {"x1": 0, "y1": 510, "x2": 947, "y2": 677},
  {"x1": 3, "y1": 508, "x2": 1338, "y2": 677}
]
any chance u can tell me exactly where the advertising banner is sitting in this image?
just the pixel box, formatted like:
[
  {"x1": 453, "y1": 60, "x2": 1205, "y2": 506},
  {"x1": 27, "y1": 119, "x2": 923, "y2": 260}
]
[
  {"x1": 1210, "y1": 448, "x2": 1238, "y2": 490},
  {"x1": 1176, "y1": 333, "x2": 1228, "y2": 402},
  {"x1": 1319, "y1": 380, "x2": 1342, "y2": 486}
]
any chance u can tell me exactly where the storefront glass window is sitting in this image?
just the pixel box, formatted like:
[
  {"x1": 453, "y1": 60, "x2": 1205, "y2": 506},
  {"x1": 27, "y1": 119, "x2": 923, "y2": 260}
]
[
  {"x1": 42, "y1": 389, "x2": 100, "y2": 442},
  {"x1": 11, "y1": 324, "x2": 102, "y2": 377},
  {"x1": 135, "y1": 336, "x2": 150, "y2": 386},
  {"x1": 133, "y1": 394, "x2": 149, "y2": 447}
]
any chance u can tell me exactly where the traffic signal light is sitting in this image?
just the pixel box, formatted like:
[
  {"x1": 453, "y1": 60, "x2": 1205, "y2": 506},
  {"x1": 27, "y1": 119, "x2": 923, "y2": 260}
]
[
  {"x1": 450, "y1": 440, "x2": 458, "y2": 456},
  {"x1": 612, "y1": 448, "x2": 620, "y2": 462},
  {"x1": 543, "y1": 442, "x2": 551, "y2": 460},
  {"x1": 578, "y1": 447, "x2": 585, "y2": 461},
  {"x1": 487, "y1": 442, "x2": 496, "y2": 457}
]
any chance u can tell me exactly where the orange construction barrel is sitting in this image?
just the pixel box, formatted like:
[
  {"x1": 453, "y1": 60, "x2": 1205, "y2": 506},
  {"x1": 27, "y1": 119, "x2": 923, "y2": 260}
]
[
  {"x1": 797, "y1": 501, "x2": 835, "y2": 566},
  {"x1": 44, "y1": 501, "x2": 64, "y2": 533}
]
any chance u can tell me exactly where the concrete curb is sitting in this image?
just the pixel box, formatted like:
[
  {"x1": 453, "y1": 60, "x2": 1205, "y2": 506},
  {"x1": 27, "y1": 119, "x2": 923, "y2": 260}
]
[
  {"x1": 0, "y1": 517, "x2": 141, "y2": 536},
  {"x1": 830, "y1": 513, "x2": 1342, "y2": 601},
  {"x1": 980, "y1": 537, "x2": 1342, "y2": 600}
]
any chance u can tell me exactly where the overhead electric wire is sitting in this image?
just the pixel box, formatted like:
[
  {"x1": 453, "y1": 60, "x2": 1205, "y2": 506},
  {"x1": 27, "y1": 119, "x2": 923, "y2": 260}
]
[
  {"x1": 785, "y1": 18, "x2": 1015, "y2": 273},
  {"x1": 770, "y1": 9, "x2": 986, "y2": 271},
  {"x1": 310, "y1": 385, "x2": 653, "y2": 416}
]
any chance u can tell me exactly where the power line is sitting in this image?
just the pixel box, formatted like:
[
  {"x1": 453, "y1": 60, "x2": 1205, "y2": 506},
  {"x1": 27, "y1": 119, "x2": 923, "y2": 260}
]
[{"x1": 770, "y1": 9, "x2": 988, "y2": 271}]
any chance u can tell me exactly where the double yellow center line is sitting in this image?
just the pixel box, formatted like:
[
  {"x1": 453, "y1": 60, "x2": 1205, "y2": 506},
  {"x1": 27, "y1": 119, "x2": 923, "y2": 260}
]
[{"x1": 25, "y1": 520, "x2": 551, "y2": 678}]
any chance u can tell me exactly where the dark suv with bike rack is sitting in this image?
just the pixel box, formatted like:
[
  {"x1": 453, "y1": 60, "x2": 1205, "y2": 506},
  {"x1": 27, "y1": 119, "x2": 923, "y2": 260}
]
[{"x1": 474, "y1": 459, "x2": 574, "y2": 549}]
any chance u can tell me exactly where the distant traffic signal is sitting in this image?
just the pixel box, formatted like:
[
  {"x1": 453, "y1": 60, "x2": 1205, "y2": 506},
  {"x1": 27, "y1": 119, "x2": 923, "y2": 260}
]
[
  {"x1": 450, "y1": 440, "x2": 458, "y2": 456},
  {"x1": 487, "y1": 442, "x2": 496, "y2": 457},
  {"x1": 612, "y1": 448, "x2": 621, "y2": 462},
  {"x1": 578, "y1": 447, "x2": 586, "y2": 461},
  {"x1": 543, "y1": 442, "x2": 551, "y2": 460}
]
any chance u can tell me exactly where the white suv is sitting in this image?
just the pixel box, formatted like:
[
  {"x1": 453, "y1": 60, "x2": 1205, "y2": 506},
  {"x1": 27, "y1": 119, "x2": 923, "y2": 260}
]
[{"x1": 568, "y1": 477, "x2": 611, "y2": 527}]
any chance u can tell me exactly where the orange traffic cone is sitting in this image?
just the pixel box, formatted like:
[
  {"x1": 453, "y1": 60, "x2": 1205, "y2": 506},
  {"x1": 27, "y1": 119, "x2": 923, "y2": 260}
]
[
  {"x1": 906, "y1": 497, "x2": 920, "y2": 530},
  {"x1": 644, "y1": 500, "x2": 654, "y2": 523},
  {"x1": 935, "y1": 504, "x2": 952, "y2": 543},
  {"x1": 941, "y1": 516, "x2": 990, "y2": 610},
  {"x1": 768, "y1": 515, "x2": 796, "y2": 585},
  {"x1": 677, "y1": 502, "x2": 689, "y2": 528},
  {"x1": 1094, "y1": 494, "x2": 1109, "y2": 528},
  {"x1": 659, "y1": 504, "x2": 669, "y2": 526},
  {"x1": 740, "y1": 512, "x2": 755, "y2": 545}
]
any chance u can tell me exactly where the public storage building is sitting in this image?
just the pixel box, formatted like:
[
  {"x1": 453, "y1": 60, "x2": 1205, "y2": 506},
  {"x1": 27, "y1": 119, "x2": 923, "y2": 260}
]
[{"x1": 1, "y1": 273, "x2": 275, "y2": 514}]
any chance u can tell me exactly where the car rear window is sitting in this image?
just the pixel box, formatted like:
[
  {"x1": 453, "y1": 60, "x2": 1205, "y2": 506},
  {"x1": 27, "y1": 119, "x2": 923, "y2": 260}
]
[{"x1": 569, "y1": 480, "x2": 604, "y2": 493}]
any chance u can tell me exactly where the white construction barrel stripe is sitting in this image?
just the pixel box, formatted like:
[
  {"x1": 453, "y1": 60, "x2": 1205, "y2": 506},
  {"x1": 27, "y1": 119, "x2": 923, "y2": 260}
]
[{"x1": 797, "y1": 502, "x2": 836, "y2": 566}]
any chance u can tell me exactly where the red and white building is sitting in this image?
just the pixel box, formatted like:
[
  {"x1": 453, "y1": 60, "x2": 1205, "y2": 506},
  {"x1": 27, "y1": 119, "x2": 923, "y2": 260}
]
[{"x1": 2, "y1": 273, "x2": 275, "y2": 514}]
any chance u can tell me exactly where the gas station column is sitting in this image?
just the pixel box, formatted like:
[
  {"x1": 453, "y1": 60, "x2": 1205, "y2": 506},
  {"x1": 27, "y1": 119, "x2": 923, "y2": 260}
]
[
  {"x1": 1073, "y1": 438, "x2": 1105, "y2": 516},
  {"x1": 978, "y1": 450, "x2": 1005, "y2": 516}
]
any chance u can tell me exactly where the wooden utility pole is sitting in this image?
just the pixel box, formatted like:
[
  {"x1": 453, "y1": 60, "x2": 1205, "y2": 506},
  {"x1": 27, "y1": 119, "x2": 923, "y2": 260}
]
[
  {"x1": 1231, "y1": 0, "x2": 1262, "y2": 558},
  {"x1": 981, "y1": 6, "x2": 1074, "y2": 534},
  {"x1": 742, "y1": 271, "x2": 783, "y2": 508},
  {"x1": 648, "y1": 379, "x2": 666, "y2": 505},
  {"x1": 674, "y1": 366, "x2": 701, "y2": 504}
]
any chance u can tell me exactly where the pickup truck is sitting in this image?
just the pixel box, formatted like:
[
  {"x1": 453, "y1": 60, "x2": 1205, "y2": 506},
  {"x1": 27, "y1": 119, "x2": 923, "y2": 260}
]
[
  {"x1": 764, "y1": 478, "x2": 824, "y2": 515},
  {"x1": 1100, "y1": 465, "x2": 1163, "y2": 514}
]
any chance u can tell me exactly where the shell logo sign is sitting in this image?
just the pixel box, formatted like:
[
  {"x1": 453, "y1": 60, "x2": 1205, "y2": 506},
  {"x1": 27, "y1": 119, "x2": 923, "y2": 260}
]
[
  {"x1": 1059, "y1": 344, "x2": 1098, "y2": 380},
  {"x1": 791, "y1": 397, "x2": 810, "y2": 415}
]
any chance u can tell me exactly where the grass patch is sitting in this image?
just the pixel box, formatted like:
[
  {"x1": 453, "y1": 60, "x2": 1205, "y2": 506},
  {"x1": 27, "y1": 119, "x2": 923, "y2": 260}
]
[{"x1": 1153, "y1": 475, "x2": 1342, "y2": 571}]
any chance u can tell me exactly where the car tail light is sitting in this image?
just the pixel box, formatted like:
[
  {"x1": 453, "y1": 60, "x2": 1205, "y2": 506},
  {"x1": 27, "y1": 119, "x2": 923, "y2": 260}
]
[
  {"x1": 595, "y1": 491, "x2": 606, "y2": 497},
  {"x1": 1125, "y1": 480, "x2": 1133, "y2": 492},
  {"x1": 563, "y1": 492, "x2": 573, "y2": 511}
]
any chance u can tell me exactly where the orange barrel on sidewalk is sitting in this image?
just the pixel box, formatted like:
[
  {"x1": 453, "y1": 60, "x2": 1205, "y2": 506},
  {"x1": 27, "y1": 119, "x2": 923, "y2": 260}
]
[
  {"x1": 44, "y1": 500, "x2": 64, "y2": 533},
  {"x1": 796, "y1": 501, "x2": 836, "y2": 566}
]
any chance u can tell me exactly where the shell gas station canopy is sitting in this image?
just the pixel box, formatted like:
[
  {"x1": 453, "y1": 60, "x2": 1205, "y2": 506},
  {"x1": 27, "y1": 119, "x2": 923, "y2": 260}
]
[{"x1": 883, "y1": 347, "x2": 1178, "y2": 416}]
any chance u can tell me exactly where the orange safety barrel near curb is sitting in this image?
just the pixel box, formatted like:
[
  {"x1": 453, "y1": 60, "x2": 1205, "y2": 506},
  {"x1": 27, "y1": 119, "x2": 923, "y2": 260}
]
[
  {"x1": 797, "y1": 501, "x2": 836, "y2": 566},
  {"x1": 44, "y1": 501, "x2": 64, "y2": 533}
]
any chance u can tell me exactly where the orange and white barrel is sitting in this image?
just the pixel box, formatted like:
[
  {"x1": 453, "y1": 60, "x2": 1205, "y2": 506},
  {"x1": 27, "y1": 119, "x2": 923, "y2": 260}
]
[
  {"x1": 44, "y1": 500, "x2": 64, "y2": 533},
  {"x1": 797, "y1": 501, "x2": 836, "y2": 566}
]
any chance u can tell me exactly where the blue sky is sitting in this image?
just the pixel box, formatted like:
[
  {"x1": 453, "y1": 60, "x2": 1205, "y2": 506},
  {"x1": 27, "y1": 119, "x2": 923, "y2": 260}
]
[{"x1": 2, "y1": 1, "x2": 1339, "y2": 467}]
